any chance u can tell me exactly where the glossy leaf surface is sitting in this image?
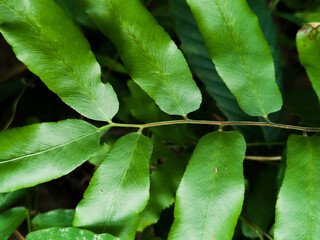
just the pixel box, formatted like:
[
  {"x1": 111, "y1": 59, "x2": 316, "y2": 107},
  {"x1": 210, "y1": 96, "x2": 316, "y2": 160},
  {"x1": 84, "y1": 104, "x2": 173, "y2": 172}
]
[
  {"x1": 297, "y1": 23, "x2": 320, "y2": 102},
  {"x1": 170, "y1": 0, "x2": 262, "y2": 141},
  {"x1": 275, "y1": 135, "x2": 320, "y2": 239},
  {"x1": 74, "y1": 133, "x2": 153, "y2": 239},
  {"x1": 0, "y1": 119, "x2": 99, "y2": 192},
  {"x1": 186, "y1": 0, "x2": 283, "y2": 117},
  {"x1": 82, "y1": 0, "x2": 202, "y2": 117},
  {"x1": 32, "y1": 209, "x2": 75, "y2": 230},
  {"x1": 0, "y1": 207, "x2": 26, "y2": 240},
  {"x1": 26, "y1": 227, "x2": 118, "y2": 240},
  {"x1": 169, "y1": 131, "x2": 246, "y2": 240},
  {"x1": 0, "y1": 0, "x2": 118, "y2": 122}
]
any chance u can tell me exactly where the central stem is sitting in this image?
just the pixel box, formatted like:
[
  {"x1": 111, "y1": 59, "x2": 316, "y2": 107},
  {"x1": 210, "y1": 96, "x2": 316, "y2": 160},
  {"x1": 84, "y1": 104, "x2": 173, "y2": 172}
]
[{"x1": 100, "y1": 119, "x2": 320, "y2": 133}]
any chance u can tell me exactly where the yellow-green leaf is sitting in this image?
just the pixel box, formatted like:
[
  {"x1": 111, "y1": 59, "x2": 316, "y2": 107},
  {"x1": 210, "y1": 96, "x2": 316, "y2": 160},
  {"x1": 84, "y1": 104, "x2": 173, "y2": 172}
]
[
  {"x1": 81, "y1": 0, "x2": 202, "y2": 117},
  {"x1": 169, "y1": 131, "x2": 246, "y2": 240},
  {"x1": 0, "y1": 0, "x2": 119, "y2": 122},
  {"x1": 275, "y1": 134, "x2": 320, "y2": 239},
  {"x1": 74, "y1": 132, "x2": 153, "y2": 239},
  {"x1": 0, "y1": 120, "x2": 99, "y2": 192},
  {"x1": 186, "y1": 0, "x2": 283, "y2": 117}
]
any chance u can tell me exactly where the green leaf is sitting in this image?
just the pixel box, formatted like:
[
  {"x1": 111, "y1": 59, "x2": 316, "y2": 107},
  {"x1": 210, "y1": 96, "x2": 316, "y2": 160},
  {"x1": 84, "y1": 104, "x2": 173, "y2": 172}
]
[
  {"x1": 88, "y1": 143, "x2": 111, "y2": 166},
  {"x1": 81, "y1": 0, "x2": 202, "y2": 117},
  {"x1": 126, "y1": 80, "x2": 198, "y2": 147},
  {"x1": 96, "y1": 55, "x2": 128, "y2": 75},
  {"x1": 169, "y1": 131, "x2": 246, "y2": 240},
  {"x1": 0, "y1": 189, "x2": 28, "y2": 211},
  {"x1": 32, "y1": 209, "x2": 75, "y2": 230},
  {"x1": 296, "y1": 7, "x2": 320, "y2": 22},
  {"x1": 0, "y1": 207, "x2": 26, "y2": 240},
  {"x1": 247, "y1": 0, "x2": 282, "y2": 86},
  {"x1": 126, "y1": 80, "x2": 168, "y2": 123},
  {"x1": 297, "y1": 23, "x2": 320, "y2": 103},
  {"x1": 138, "y1": 140, "x2": 185, "y2": 231},
  {"x1": 275, "y1": 134, "x2": 320, "y2": 239},
  {"x1": 74, "y1": 132, "x2": 153, "y2": 239},
  {"x1": 26, "y1": 227, "x2": 119, "y2": 240},
  {"x1": 0, "y1": 0, "x2": 119, "y2": 122},
  {"x1": 0, "y1": 119, "x2": 99, "y2": 192},
  {"x1": 247, "y1": 0, "x2": 285, "y2": 142},
  {"x1": 169, "y1": 0, "x2": 263, "y2": 141},
  {"x1": 186, "y1": 0, "x2": 283, "y2": 117}
]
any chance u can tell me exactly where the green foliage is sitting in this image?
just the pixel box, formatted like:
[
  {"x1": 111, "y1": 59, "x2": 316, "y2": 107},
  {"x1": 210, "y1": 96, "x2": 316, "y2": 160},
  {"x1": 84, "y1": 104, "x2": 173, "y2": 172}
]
[
  {"x1": 74, "y1": 133, "x2": 153, "y2": 239},
  {"x1": 32, "y1": 209, "x2": 75, "y2": 230},
  {"x1": 0, "y1": 119, "x2": 99, "y2": 192},
  {"x1": 296, "y1": 23, "x2": 320, "y2": 102},
  {"x1": 0, "y1": 189, "x2": 28, "y2": 212},
  {"x1": 0, "y1": 0, "x2": 319, "y2": 239},
  {"x1": 275, "y1": 135, "x2": 320, "y2": 239},
  {"x1": 138, "y1": 140, "x2": 185, "y2": 231},
  {"x1": 169, "y1": 131, "x2": 246, "y2": 239},
  {"x1": 186, "y1": 0, "x2": 283, "y2": 117},
  {"x1": 0, "y1": 0, "x2": 119, "y2": 122},
  {"x1": 0, "y1": 207, "x2": 27, "y2": 240},
  {"x1": 26, "y1": 227, "x2": 118, "y2": 240},
  {"x1": 81, "y1": 0, "x2": 202, "y2": 117}
]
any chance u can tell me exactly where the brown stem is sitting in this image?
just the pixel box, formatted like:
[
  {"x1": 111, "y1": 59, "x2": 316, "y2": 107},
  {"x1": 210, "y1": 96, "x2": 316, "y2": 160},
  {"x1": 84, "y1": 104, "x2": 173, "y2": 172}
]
[
  {"x1": 245, "y1": 155, "x2": 282, "y2": 161},
  {"x1": 106, "y1": 119, "x2": 320, "y2": 132}
]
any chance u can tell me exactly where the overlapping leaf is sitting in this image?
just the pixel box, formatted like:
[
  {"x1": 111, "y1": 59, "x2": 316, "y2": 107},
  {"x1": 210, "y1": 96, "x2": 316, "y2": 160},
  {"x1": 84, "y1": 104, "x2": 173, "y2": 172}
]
[
  {"x1": 74, "y1": 133, "x2": 153, "y2": 239},
  {"x1": 0, "y1": 189, "x2": 28, "y2": 211},
  {"x1": 169, "y1": 131, "x2": 246, "y2": 240},
  {"x1": 0, "y1": 207, "x2": 26, "y2": 240},
  {"x1": 186, "y1": 0, "x2": 283, "y2": 117},
  {"x1": 170, "y1": 0, "x2": 262, "y2": 141},
  {"x1": 138, "y1": 140, "x2": 185, "y2": 231},
  {"x1": 32, "y1": 210, "x2": 75, "y2": 230},
  {"x1": 297, "y1": 23, "x2": 320, "y2": 102},
  {"x1": 81, "y1": 0, "x2": 202, "y2": 117},
  {"x1": 126, "y1": 80, "x2": 197, "y2": 147},
  {"x1": 54, "y1": 0, "x2": 96, "y2": 29},
  {"x1": 247, "y1": 0, "x2": 285, "y2": 142},
  {"x1": 275, "y1": 135, "x2": 320, "y2": 239},
  {"x1": 0, "y1": 119, "x2": 99, "y2": 192},
  {"x1": 0, "y1": 0, "x2": 118, "y2": 122},
  {"x1": 26, "y1": 227, "x2": 118, "y2": 240}
]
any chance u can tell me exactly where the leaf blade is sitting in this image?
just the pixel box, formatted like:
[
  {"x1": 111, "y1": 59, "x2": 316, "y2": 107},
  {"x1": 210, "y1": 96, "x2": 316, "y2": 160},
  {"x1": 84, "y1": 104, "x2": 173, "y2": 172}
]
[
  {"x1": 0, "y1": 189, "x2": 28, "y2": 212},
  {"x1": 26, "y1": 227, "x2": 118, "y2": 240},
  {"x1": 32, "y1": 209, "x2": 75, "y2": 230},
  {"x1": 168, "y1": 131, "x2": 246, "y2": 240},
  {"x1": 0, "y1": 119, "x2": 99, "y2": 192},
  {"x1": 81, "y1": 0, "x2": 202, "y2": 117},
  {"x1": 74, "y1": 132, "x2": 153, "y2": 239},
  {"x1": 186, "y1": 0, "x2": 283, "y2": 117},
  {"x1": 169, "y1": 0, "x2": 262, "y2": 141},
  {"x1": 275, "y1": 135, "x2": 320, "y2": 239},
  {"x1": 0, "y1": 207, "x2": 26, "y2": 240},
  {"x1": 296, "y1": 23, "x2": 320, "y2": 103},
  {"x1": 0, "y1": 0, "x2": 119, "y2": 122}
]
